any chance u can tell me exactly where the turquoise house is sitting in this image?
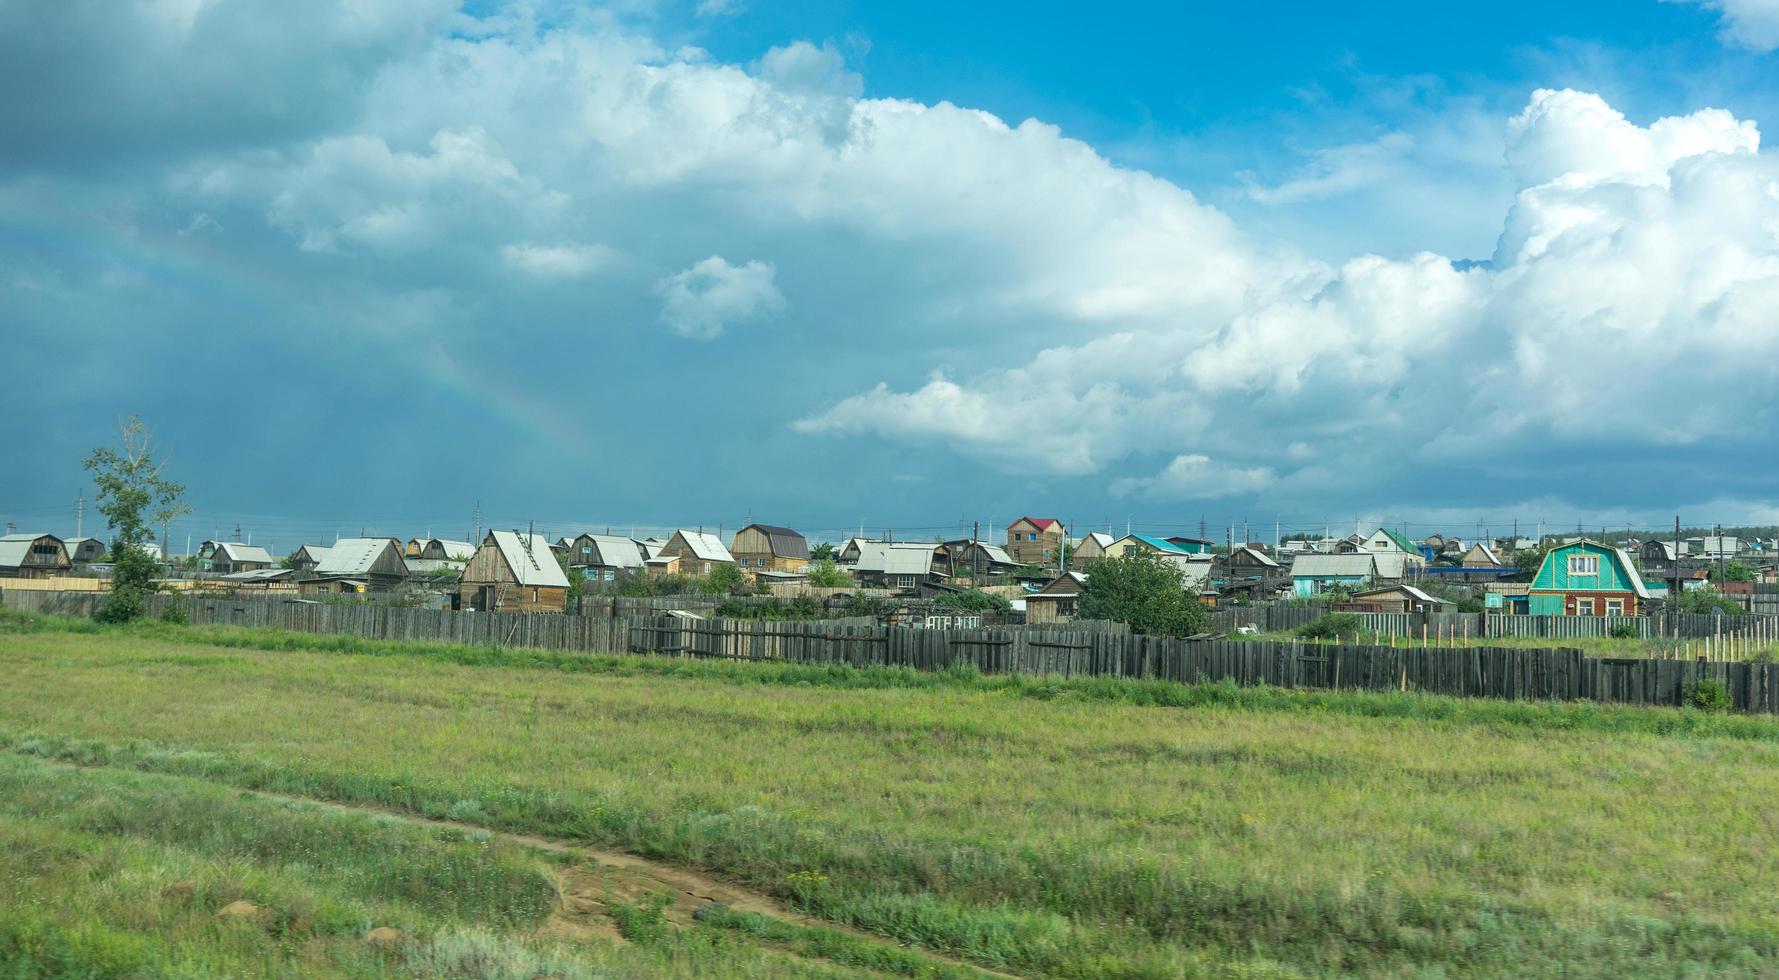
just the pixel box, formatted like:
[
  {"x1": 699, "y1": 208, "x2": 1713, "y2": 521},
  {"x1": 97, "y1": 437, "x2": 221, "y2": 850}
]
[{"x1": 1528, "y1": 541, "x2": 1649, "y2": 616}]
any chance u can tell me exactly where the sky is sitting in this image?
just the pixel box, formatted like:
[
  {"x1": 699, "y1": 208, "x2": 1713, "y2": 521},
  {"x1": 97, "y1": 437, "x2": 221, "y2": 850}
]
[{"x1": 7, "y1": 0, "x2": 1779, "y2": 547}]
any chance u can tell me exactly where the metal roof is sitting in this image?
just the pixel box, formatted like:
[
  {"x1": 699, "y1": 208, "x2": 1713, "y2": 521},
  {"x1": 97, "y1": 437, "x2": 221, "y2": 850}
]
[
  {"x1": 213, "y1": 542, "x2": 273, "y2": 564},
  {"x1": 1115, "y1": 533, "x2": 1192, "y2": 555},
  {"x1": 737, "y1": 524, "x2": 809, "y2": 560},
  {"x1": 489, "y1": 531, "x2": 570, "y2": 588},
  {"x1": 579, "y1": 534, "x2": 646, "y2": 569},
  {"x1": 1080, "y1": 531, "x2": 1114, "y2": 549},
  {"x1": 220, "y1": 567, "x2": 294, "y2": 581},
  {"x1": 1229, "y1": 546, "x2": 1279, "y2": 568},
  {"x1": 426, "y1": 539, "x2": 477, "y2": 561},
  {"x1": 315, "y1": 538, "x2": 401, "y2": 577},
  {"x1": 293, "y1": 544, "x2": 332, "y2": 562},
  {"x1": 1011, "y1": 517, "x2": 1061, "y2": 531},
  {"x1": 1290, "y1": 554, "x2": 1378, "y2": 578},
  {"x1": 0, "y1": 533, "x2": 59, "y2": 568},
  {"x1": 669, "y1": 529, "x2": 733, "y2": 563},
  {"x1": 852, "y1": 542, "x2": 942, "y2": 576}
]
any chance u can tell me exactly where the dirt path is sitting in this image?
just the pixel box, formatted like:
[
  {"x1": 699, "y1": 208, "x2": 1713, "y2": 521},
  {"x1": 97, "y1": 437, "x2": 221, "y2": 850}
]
[{"x1": 26, "y1": 753, "x2": 1015, "y2": 978}]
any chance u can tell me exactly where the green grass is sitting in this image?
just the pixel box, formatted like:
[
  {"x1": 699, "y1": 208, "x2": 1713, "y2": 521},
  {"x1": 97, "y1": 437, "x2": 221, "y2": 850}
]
[{"x1": 7, "y1": 613, "x2": 1779, "y2": 975}]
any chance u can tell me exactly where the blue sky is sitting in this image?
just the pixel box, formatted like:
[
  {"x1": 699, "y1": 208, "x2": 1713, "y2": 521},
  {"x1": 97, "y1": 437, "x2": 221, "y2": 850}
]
[{"x1": 6, "y1": 0, "x2": 1779, "y2": 547}]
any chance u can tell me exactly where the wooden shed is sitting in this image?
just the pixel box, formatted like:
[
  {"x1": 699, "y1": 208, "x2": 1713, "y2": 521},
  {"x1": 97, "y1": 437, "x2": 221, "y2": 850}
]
[
  {"x1": 458, "y1": 531, "x2": 570, "y2": 612},
  {"x1": 1006, "y1": 517, "x2": 1065, "y2": 567}
]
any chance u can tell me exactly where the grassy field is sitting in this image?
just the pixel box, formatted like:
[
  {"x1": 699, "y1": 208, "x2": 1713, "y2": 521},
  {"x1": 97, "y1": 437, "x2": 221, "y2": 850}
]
[{"x1": 5, "y1": 612, "x2": 1779, "y2": 976}]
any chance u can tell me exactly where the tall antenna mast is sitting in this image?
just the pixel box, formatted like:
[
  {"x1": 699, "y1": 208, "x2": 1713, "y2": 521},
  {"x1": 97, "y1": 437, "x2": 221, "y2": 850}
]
[
  {"x1": 473, "y1": 500, "x2": 483, "y2": 544},
  {"x1": 75, "y1": 490, "x2": 84, "y2": 538}
]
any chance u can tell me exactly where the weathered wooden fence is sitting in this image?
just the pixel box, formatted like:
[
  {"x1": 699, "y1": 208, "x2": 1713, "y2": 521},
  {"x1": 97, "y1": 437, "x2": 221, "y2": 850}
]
[
  {"x1": 1208, "y1": 604, "x2": 1773, "y2": 640},
  {"x1": 8, "y1": 590, "x2": 1779, "y2": 714}
]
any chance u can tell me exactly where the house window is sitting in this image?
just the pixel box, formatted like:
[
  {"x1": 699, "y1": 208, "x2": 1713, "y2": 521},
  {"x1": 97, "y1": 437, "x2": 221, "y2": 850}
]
[
  {"x1": 581, "y1": 545, "x2": 591, "y2": 555},
  {"x1": 603, "y1": 570, "x2": 614, "y2": 581},
  {"x1": 1568, "y1": 555, "x2": 1599, "y2": 576},
  {"x1": 1605, "y1": 599, "x2": 1624, "y2": 615},
  {"x1": 1029, "y1": 533, "x2": 1037, "y2": 541}
]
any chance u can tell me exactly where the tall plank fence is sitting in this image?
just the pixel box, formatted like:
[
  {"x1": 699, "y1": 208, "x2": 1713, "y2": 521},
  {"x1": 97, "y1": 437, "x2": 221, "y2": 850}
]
[{"x1": 6, "y1": 590, "x2": 1777, "y2": 714}]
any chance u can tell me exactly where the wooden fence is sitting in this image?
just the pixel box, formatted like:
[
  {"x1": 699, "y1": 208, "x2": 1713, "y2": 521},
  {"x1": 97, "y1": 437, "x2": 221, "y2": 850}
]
[
  {"x1": 1207, "y1": 604, "x2": 1774, "y2": 641},
  {"x1": 7, "y1": 590, "x2": 1778, "y2": 714}
]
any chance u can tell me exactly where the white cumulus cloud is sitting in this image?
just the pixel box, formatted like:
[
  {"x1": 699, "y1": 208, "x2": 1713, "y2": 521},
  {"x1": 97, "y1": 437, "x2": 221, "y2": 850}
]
[
  {"x1": 500, "y1": 242, "x2": 616, "y2": 279},
  {"x1": 1668, "y1": 0, "x2": 1779, "y2": 51},
  {"x1": 655, "y1": 256, "x2": 784, "y2": 339}
]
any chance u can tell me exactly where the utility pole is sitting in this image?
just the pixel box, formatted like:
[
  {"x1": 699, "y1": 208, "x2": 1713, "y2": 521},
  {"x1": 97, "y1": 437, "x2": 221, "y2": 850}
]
[
  {"x1": 1674, "y1": 515, "x2": 1683, "y2": 596},
  {"x1": 972, "y1": 520, "x2": 981, "y2": 581},
  {"x1": 1716, "y1": 523, "x2": 1726, "y2": 584}
]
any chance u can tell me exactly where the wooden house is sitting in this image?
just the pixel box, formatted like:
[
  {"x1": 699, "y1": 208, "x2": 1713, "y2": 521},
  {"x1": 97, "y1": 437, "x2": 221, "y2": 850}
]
[
  {"x1": 1342, "y1": 584, "x2": 1450, "y2": 613},
  {"x1": 62, "y1": 537, "x2": 106, "y2": 564},
  {"x1": 209, "y1": 543, "x2": 274, "y2": 575},
  {"x1": 942, "y1": 539, "x2": 1020, "y2": 578},
  {"x1": 0, "y1": 534, "x2": 71, "y2": 578},
  {"x1": 730, "y1": 524, "x2": 810, "y2": 574},
  {"x1": 1162, "y1": 536, "x2": 1216, "y2": 556},
  {"x1": 1458, "y1": 543, "x2": 1505, "y2": 568},
  {"x1": 1005, "y1": 517, "x2": 1065, "y2": 566},
  {"x1": 1290, "y1": 554, "x2": 1378, "y2": 596},
  {"x1": 1024, "y1": 571, "x2": 1087, "y2": 623},
  {"x1": 1528, "y1": 541, "x2": 1649, "y2": 616},
  {"x1": 1223, "y1": 545, "x2": 1280, "y2": 576},
  {"x1": 654, "y1": 530, "x2": 734, "y2": 578},
  {"x1": 563, "y1": 533, "x2": 648, "y2": 583},
  {"x1": 313, "y1": 538, "x2": 409, "y2": 592},
  {"x1": 458, "y1": 531, "x2": 570, "y2": 612},
  {"x1": 404, "y1": 538, "x2": 426, "y2": 559},
  {"x1": 288, "y1": 544, "x2": 332, "y2": 575},
  {"x1": 850, "y1": 542, "x2": 948, "y2": 590},
  {"x1": 1070, "y1": 531, "x2": 1114, "y2": 569},
  {"x1": 421, "y1": 539, "x2": 477, "y2": 562}
]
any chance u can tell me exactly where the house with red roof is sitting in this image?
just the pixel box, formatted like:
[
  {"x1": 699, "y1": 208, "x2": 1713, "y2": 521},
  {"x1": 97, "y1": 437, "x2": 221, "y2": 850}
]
[{"x1": 1006, "y1": 517, "x2": 1066, "y2": 567}]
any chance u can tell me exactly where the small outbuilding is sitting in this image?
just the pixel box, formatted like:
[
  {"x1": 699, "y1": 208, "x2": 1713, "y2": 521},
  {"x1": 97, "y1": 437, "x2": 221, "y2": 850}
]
[
  {"x1": 0, "y1": 533, "x2": 71, "y2": 578},
  {"x1": 458, "y1": 531, "x2": 570, "y2": 612}
]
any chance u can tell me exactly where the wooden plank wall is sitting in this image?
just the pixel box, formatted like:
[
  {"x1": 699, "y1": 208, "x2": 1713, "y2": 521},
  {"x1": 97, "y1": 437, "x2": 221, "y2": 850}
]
[{"x1": 5, "y1": 589, "x2": 1777, "y2": 714}]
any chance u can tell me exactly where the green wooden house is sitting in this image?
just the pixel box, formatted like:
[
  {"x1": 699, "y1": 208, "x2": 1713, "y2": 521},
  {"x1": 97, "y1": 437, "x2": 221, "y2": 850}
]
[{"x1": 1528, "y1": 540, "x2": 1650, "y2": 616}]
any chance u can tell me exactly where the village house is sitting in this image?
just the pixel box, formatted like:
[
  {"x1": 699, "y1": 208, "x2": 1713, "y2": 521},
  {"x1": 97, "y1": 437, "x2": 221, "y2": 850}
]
[
  {"x1": 458, "y1": 531, "x2": 570, "y2": 612},
  {"x1": 1290, "y1": 554, "x2": 1378, "y2": 596},
  {"x1": 421, "y1": 539, "x2": 477, "y2": 562},
  {"x1": 288, "y1": 544, "x2": 331, "y2": 575},
  {"x1": 562, "y1": 533, "x2": 648, "y2": 583},
  {"x1": 849, "y1": 542, "x2": 949, "y2": 590},
  {"x1": 1069, "y1": 531, "x2": 1115, "y2": 569},
  {"x1": 208, "y1": 542, "x2": 274, "y2": 575},
  {"x1": 1458, "y1": 542, "x2": 1505, "y2": 568},
  {"x1": 1222, "y1": 545, "x2": 1280, "y2": 578},
  {"x1": 1528, "y1": 540, "x2": 1650, "y2": 616},
  {"x1": 62, "y1": 537, "x2": 106, "y2": 564},
  {"x1": 651, "y1": 530, "x2": 734, "y2": 578},
  {"x1": 312, "y1": 538, "x2": 410, "y2": 592},
  {"x1": 404, "y1": 538, "x2": 427, "y2": 559},
  {"x1": 1163, "y1": 536, "x2": 1217, "y2": 555},
  {"x1": 1005, "y1": 517, "x2": 1065, "y2": 566},
  {"x1": 1103, "y1": 533, "x2": 1194, "y2": 560},
  {"x1": 0, "y1": 533, "x2": 71, "y2": 578},
  {"x1": 1342, "y1": 584, "x2": 1450, "y2": 613},
  {"x1": 730, "y1": 524, "x2": 810, "y2": 575},
  {"x1": 942, "y1": 539, "x2": 1020, "y2": 578},
  {"x1": 1024, "y1": 571, "x2": 1087, "y2": 623}
]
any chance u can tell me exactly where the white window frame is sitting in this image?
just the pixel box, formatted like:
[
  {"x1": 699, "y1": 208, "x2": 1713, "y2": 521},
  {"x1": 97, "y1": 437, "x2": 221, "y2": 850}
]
[{"x1": 1567, "y1": 555, "x2": 1599, "y2": 576}]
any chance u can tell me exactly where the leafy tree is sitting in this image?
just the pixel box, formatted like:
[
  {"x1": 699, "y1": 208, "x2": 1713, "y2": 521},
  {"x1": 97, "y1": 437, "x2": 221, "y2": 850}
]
[
  {"x1": 1671, "y1": 586, "x2": 1748, "y2": 616},
  {"x1": 804, "y1": 558, "x2": 852, "y2": 588},
  {"x1": 555, "y1": 552, "x2": 585, "y2": 610},
  {"x1": 1717, "y1": 560, "x2": 1757, "y2": 583},
  {"x1": 809, "y1": 542, "x2": 839, "y2": 562},
  {"x1": 1513, "y1": 546, "x2": 1551, "y2": 581},
  {"x1": 701, "y1": 562, "x2": 746, "y2": 596},
  {"x1": 930, "y1": 589, "x2": 1011, "y2": 612},
  {"x1": 83, "y1": 416, "x2": 189, "y2": 623},
  {"x1": 1077, "y1": 552, "x2": 1207, "y2": 638}
]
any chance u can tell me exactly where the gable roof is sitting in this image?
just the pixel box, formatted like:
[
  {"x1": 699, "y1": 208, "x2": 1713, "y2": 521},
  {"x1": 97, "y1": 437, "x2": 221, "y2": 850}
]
[
  {"x1": 292, "y1": 544, "x2": 331, "y2": 562},
  {"x1": 1228, "y1": 545, "x2": 1279, "y2": 568},
  {"x1": 1117, "y1": 533, "x2": 1192, "y2": 555},
  {"x1": 1079, "y1": 531, "x2": 1114, "y2": 550},
  {"x1": 213, "y1": 542, "x2": 273, "y2": 564},
  {"x1": 1291, "y1": 554, "x2": 1378, "y2": 578},
  {"x1": 1461, "y1": 543, "x2": 1503, "y2": 566},
  {"x1": 737, "y1": 524, "x2": 809, "y2": 560},
  {"x1": 1372, "y1": 527, "x2": 1416, "y2": 553},
  {"x1": 1354, "y1": 584, "x2": 1448, "y2": 605},
  {"x1": 1012, "y1": 517, "x2": 1061, "y2": 531},
  {"x1": 853, "y1": 542, "x2": 944, "y2": 576},
  {"x1": 487, "y1": 531, "x2": 570, "y2": 588},
  {"x1": 669, "y1": 529, "x2": 733, "y2": 563},
  {"x1": 315, "y1": 538, "x2": 404, "y2": 577}
]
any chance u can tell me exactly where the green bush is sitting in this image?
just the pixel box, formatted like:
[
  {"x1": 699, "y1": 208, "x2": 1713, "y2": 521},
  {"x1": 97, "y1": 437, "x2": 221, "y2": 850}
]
[
  {"x1": 930, "y1": 589, "x2": 1010, "y2": 612},
  {"x1": 94, "y1": 585, "x2": 146, "y2": 625},
  {"x1": 714, "y1": 596, "x2": 829, "y2": 621},
  {"x1": 804, "y1": 559, "x2": 852, "y2": 589},
  {"x1": 1077, "y1": 553, "x2": 1207, "y2": 637},
  {"x1": 1608, "y1": 622, "x2": 1640, "y2": 640},
  {"x1": 1297, "y1": 613, "x2": 1364, "y2": 639},
  {"x1": 607, "y1": 893, "x2": 673, "y2": 944},
  {"x1": 1686, "y1": 677, "x2": 1733, "y2": 713}
]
